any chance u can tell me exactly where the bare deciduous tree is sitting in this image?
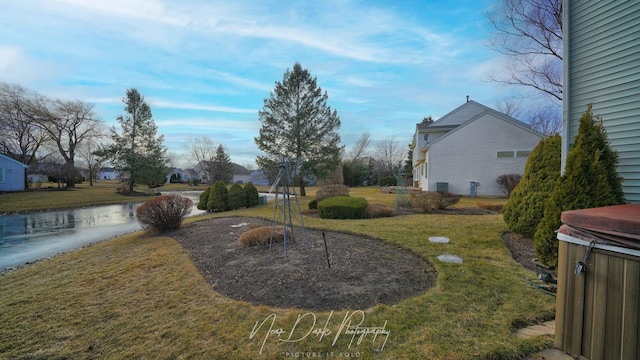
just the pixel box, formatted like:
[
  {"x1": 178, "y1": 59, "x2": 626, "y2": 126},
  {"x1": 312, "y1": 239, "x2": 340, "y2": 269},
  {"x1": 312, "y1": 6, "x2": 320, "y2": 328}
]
[
  {"x1": 187, "y1": 135, "x2": 216, "y2": 184},
  {"x1": 346, "y1": 132, "x2": 370, "y2": 162},
  {"x1": 486, "y1": 0, "x2": 563, "y2": 101},
  {"x1": 374, "y1": 136, "x2": 405, "y2": 177},
  {"x1": 0, "y1": 82, "x2": 49, "y2": 165}
]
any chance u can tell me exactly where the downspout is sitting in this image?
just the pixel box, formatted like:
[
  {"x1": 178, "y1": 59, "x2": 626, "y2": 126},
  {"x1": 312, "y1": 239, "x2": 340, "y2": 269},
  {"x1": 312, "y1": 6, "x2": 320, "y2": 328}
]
[{"x1": 561, "y1": 0, "x2": 570, "y2": 175}]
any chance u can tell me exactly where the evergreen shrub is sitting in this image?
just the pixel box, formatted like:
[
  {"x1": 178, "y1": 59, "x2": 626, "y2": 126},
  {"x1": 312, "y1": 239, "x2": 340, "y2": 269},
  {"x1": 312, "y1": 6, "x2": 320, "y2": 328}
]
[
  {"x1": 502, "y1": 134, "x2": 562, "y2": 237},
  {"x1": 308, "y1": 198, "x2": 318, "y2": 210},
  {"x1": 197, "y1": 187, "x2": 211, "y2": 210},
  {"x1": 378, "y1": 176, "x2": 396, "y2": 187},
  {"x1": 244, "y1": 182, "x2": 259, "y2": 207},
  {"x1": 207, "y1": 181, "x2": 228, "y2": 212},
  {"x1": 136, "y1": 195, "x2": 193, "y2": 232},
  {"x1": 228, "y1": 183, "x2": 247, "y2": 209},
  {"x1": 318, "y1": 196, "x2": 368, "y2": 219},
  {"x1": 534, "y1": 105, "x2": 625, "y2": 267}
]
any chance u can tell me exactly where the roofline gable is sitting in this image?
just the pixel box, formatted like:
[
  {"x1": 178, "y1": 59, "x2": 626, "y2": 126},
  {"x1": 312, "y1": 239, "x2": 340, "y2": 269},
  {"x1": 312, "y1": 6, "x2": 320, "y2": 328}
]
[{"x1": 0, "y1": 153, "x2": 29, "y2": 168}]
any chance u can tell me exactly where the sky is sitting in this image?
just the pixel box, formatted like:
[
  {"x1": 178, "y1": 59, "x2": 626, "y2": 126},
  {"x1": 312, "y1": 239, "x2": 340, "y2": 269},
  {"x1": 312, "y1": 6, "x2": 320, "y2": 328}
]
[{"x1": 0, "y1": 0, "x2": 525, "y2": 169}]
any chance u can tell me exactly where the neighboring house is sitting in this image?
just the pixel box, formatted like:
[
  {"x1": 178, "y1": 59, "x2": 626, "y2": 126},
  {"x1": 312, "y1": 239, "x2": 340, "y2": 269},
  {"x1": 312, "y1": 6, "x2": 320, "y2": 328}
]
[
  {"x1": 181, "y1": 169, "x2": 199, "y2": 183},
  {"x1": 0, "y1": 154, "x2": 29, "y2": 192},
  {"x1": 251, "y1": 169, "x2": 270, "y2": 186},
  {"x1": 411, "y1": 100, "x2": 544, "y2": 197},
  {"x1": 563, "y1": 1, "x2": 640, "y2": 203},
  {"x1": 193, "y1": 161, "x2": 252, "y2": 184},
  {"x1": 231, "y1": 163, "x2": 252, "y2": 184},
  {"x1": 97, "y1": 168, "x2": 120, "y2": 180}
]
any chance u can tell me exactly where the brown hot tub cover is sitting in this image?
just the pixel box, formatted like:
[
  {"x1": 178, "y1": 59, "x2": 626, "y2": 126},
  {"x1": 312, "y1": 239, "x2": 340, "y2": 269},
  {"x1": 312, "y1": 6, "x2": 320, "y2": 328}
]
[{"x1": 558, "y1": 204, "x2": 640, "y2": 251}]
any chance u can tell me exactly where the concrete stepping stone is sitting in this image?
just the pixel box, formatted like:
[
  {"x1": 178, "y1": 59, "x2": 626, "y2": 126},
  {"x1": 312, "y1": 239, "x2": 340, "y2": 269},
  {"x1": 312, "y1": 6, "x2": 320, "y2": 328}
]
[
  {"x1": 437, "y1": 254, "x2": 463, "y2": 263},
  {"x1": 429, "y1": 236, "x2": 449, "y2": 243}
]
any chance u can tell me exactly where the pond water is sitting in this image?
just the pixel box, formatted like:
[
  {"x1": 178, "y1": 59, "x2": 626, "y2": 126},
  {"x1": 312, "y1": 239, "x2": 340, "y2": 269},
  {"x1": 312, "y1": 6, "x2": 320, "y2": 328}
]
[{"x1": 0, "y1": 191, "x2": 207, "y2": 271}]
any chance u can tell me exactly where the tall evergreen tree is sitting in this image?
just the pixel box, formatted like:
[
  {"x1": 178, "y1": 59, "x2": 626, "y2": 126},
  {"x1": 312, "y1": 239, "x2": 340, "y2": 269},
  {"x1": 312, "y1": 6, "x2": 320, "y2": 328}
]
[
  {"x1": 534, "y1": 104, "x2": 625, "y2": 267},
  {"x1": 101, "y1": 88, "x2": 169, "y2": 192},
  {"x1": 502, "y1": 134, "x2": 561, "y2": 237},
  {"x1": 255, "y1": 62, "x2": 342, "y2": 196},
  {"x1": 211, "y1": 144, "x2": 233, "y2": 184}
]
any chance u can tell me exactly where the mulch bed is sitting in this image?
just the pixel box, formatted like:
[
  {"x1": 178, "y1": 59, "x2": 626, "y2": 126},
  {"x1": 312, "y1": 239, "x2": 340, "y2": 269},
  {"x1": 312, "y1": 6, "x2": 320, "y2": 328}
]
[
  {"x1": 170, "y1": 216, "x2": 437, "y2": 311},
  {"x1": 169, "y1": 210, "x2": 544, "y2": 311}
]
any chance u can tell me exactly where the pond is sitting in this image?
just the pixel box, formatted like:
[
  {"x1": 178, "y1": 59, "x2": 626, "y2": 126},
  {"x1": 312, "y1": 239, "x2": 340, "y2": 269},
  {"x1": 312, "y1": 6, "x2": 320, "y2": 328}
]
[{"x1": 0, "y1": 191, "x2": 207, "y2": 271}]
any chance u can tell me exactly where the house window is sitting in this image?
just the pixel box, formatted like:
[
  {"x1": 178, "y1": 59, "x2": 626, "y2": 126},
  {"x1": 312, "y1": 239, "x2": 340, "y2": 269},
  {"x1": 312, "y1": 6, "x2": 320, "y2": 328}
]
[
  {"x1": 0, "y1": 168, "x2": 4, "y2": 182},
  {"x1": 497, "y1": 151, "x2": 515, "y2": 158},
  {"x1": 516, "y1": 151, "x2": 531, "y2": 158}
]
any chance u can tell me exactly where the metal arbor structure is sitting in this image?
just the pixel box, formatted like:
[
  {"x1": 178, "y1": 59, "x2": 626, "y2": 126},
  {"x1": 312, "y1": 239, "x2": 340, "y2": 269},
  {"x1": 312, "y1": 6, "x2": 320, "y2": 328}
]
[
  {"x1": 394, "y1": 171, "x2": 409, "y2": 208},
  {"x1": 269, "y1": 156, "x2": 310, "y2": 257}
]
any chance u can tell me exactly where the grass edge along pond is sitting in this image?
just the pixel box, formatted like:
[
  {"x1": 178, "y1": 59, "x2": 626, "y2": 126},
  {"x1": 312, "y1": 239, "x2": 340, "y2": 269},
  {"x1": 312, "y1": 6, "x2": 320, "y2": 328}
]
[{"x1": 0, "y1": 187, "x2": 555, "y2": 359}]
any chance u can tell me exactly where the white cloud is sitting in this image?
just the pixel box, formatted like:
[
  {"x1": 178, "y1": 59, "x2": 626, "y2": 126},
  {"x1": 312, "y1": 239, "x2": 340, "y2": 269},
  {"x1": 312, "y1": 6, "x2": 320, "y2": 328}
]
[{"x1": 150, "y1": 100, "x2": 256, "y2": 114}]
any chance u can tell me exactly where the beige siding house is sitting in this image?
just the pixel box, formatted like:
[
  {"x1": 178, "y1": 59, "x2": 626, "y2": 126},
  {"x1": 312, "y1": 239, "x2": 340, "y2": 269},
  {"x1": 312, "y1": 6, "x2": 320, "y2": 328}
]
[{"x1": 411, "y1": 100, "x2": 544, "y2": 197}]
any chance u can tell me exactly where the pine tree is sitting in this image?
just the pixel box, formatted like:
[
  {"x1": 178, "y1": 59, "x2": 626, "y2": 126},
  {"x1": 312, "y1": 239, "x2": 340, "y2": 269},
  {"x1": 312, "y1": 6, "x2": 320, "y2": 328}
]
[
  {"x1": 534, "y1": 104, "x2": 625, "y2": 267},
  {"x1": 211, "y1": 144, "x2": 234, "y2": 184},
  {"x1": 101, "y1": 88, "x2": 169, "y2": 192},
  {"x1": 255, "y1": 62, "x2": 342, "y2": 196},
  {"x1": 502, "y1": 134, "x2": 561, "y2": 237}
]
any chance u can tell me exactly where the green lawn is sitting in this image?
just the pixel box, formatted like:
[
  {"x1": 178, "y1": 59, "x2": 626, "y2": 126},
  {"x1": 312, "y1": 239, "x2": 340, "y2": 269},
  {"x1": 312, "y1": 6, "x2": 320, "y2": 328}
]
[{"x1": 0, "y1": 186, "x2": 554, "y2": 359}]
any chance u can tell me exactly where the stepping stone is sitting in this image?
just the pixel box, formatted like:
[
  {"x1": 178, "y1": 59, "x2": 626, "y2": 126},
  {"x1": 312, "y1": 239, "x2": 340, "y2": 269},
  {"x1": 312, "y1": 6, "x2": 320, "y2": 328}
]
[
  {"x1": 429, "y1": 236, "x2": 449, "y2": 243},
  {"x1": 437, "y1": 254, "x2": 463, "y2": 263}
]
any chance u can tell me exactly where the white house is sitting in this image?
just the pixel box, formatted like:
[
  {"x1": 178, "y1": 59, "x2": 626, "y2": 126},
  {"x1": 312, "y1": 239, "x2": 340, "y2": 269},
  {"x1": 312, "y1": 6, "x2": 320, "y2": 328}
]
[
  {"x1": 0, "y1": 154, "x2": 29, "y2": 192},
  {"x1": 411, "y1": 100, "x2": 544, "y2": 197},
  {"x1": 97, "y1": 167, "x2": 120, "y2": 180}
]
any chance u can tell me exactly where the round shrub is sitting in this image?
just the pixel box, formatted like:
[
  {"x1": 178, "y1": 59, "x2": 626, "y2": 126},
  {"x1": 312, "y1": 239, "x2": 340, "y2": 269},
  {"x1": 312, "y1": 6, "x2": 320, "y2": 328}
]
[
  {"x1": 228, "y1": 183, "x2": 247, "y2": 210},
  {"x1": 244, "y1": 182, "x2": 259, "y2": 207},
  {"x1": 238, "y1": 226, "x2": 293, "y2": 247},
  {"x1": 308, "y1": 198, "x2": 318, "y2": 210},
  {"x1": 136, "y1": 195, "x2": 193, "y2": 232},
  {"x1": 207, "y1": 181, "x2": 228, "y2": 212},
  {"x1": 366, "y1": 203, "x2": 394, "y2": 218},
  {"x1": 197, "y1": 186, "x2": 211, "y2": 210},
  {"x1": 318, "y1": 196, "x2": 368, "y2": 219}
]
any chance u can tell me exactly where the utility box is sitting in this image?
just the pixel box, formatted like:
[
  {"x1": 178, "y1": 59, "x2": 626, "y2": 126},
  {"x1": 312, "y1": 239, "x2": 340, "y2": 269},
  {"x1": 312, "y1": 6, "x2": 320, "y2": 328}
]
[
  {"x1": 436, "y1": 182, "x2": 448, "y2": 193},
  {"x1": 258, "y1": 195, "x2": 267, "y2": 205},
  {"x1": 469, "y1": 181, "x2": 479, "y2": 197},
  {"x1": 555, "y1": 204, "x2": 640, "y2": 359}
]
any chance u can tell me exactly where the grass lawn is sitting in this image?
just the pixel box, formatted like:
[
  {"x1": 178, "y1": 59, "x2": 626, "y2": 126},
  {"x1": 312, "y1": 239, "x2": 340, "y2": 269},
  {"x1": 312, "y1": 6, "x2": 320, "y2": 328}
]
[{"x1": 0, "y1": 186, "x2": 555, "y2": 359}]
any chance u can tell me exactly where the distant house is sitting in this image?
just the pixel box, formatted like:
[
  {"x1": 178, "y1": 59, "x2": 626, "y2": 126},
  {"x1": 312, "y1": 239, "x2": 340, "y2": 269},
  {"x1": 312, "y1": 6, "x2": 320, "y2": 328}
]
[
  {"x1": 251, "y1": 169, "x2": 270, "y2": 186},
  {"x1": 563, "y1": 1, "x2": 640, "y2": 203},
  {"x1": 193, "y1": 161, "x2": 252, "y2": 184},
  {"x1": 0, "y1": 154, "x2": 29, "y2": 191},
  {"x1": 97, "y1": 168, "x2": 120, "y2": 180},
  {"x1": 411, "y1": 100, "x2": 544, "y2": 197}
]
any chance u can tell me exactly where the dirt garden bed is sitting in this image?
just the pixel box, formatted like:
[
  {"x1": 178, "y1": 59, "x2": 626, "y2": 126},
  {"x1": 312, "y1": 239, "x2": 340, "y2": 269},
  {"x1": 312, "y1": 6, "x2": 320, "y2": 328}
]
[{"x1": 170, "y1": 216, "x2": 437, "y2": 311}]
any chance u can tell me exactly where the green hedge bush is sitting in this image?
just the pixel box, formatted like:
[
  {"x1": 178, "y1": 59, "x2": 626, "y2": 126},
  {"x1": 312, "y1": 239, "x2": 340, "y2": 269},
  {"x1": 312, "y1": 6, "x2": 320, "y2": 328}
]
[
  {"x1": 318, "y1": 196, "x2": 368, "y2": 219},
  {"x1": 197, "y1": 186, "x2": 211, "y2": 210},
  {"x1": 534, "y1": 105, "x2": 625, "y2": 267},
  {"x1": 244, "y1": 182, "x2": 259, "y2": 207},
  {"x1": 207, "y1": 181, "x2": 228, "y2": 212},
  {"x1": 228, "y1": 183, "x2": 247, "y2": 209},
  {"x1": 308, "y1": 198, "x2": 318, "y2": 210},
  {"x1": 378, "y1": 176, "x2": 396, "y2": 187},
  {"x1": 502, "y1": 134, "x2": 562, "y2": 237}
]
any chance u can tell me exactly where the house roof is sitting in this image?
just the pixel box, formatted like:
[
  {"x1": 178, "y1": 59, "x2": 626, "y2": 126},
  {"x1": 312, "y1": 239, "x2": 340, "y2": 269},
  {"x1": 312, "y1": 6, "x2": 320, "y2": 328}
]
[
  {"x1": 415, "y1": 100, "x2": 544, "y2": 151},
  {"x1": 0, "y1": 153, "x2": 29, "y2": 168}
]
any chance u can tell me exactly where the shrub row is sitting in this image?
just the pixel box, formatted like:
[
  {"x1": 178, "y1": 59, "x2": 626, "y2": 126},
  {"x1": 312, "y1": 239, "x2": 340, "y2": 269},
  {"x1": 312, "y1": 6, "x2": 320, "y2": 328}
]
[
  {"x1": 410, "y1": 192, "x2": 460, "y2": 212},
  {"x1": 197, "y1": 181, "x2": 260, "y2": 213}
]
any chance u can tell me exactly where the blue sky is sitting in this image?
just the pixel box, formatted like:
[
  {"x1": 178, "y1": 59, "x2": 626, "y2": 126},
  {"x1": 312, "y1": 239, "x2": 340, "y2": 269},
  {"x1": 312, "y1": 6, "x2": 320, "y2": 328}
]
[{"x1": 0, "y1": 0, "x2": 522, "y2": 168}]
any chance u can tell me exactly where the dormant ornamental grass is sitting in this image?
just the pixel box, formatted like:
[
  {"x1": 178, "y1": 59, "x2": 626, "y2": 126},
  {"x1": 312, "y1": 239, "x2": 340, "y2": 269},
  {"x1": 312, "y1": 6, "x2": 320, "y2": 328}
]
[{"x1": 0, "y1": 186, "x2": 553, "y2": 359}]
